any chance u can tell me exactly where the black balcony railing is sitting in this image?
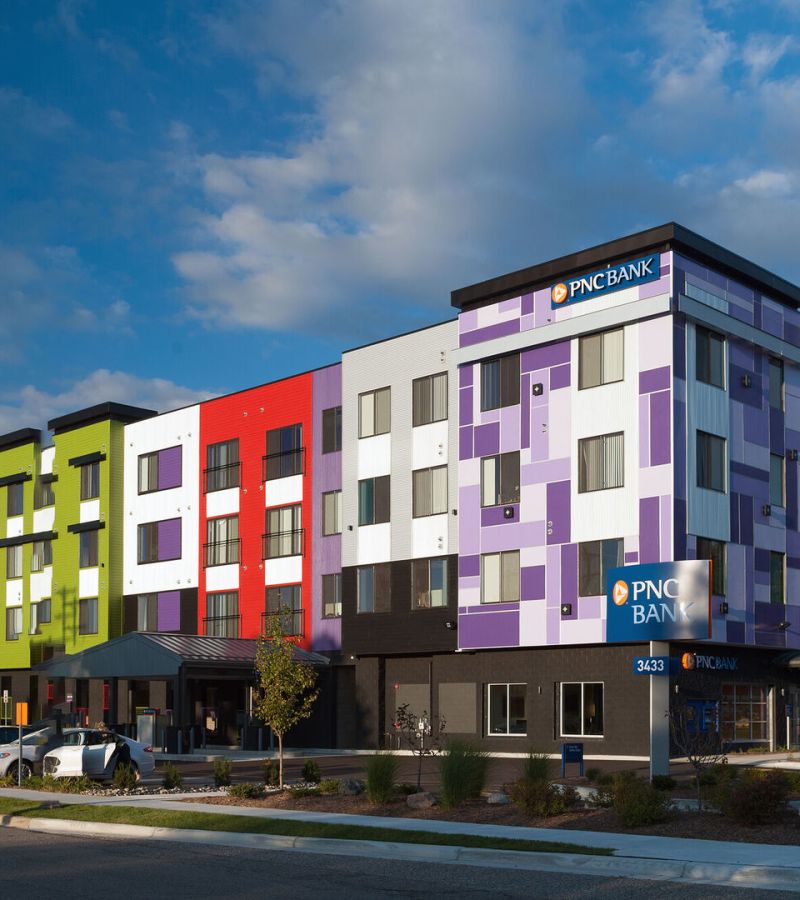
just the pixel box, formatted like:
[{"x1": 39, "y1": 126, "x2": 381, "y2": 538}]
[
  {"x1": 204, "y1": 461, "x2": 241, "y2": 493},
  {"x1": 261, "y1": 609, "x2": 303, "y2": 638},
  {"x1": 203, "y1": 615, "x2": 241, "y2": 638},
  {"x1": 262, "y1": 447, "x2": 305, "y2": 482},
  {"x1": 261, "y1": 529, "x2": 305, "y2": 560},
  {"x1": 203, "y1": 538, "x2": 241, "y2": 568}
]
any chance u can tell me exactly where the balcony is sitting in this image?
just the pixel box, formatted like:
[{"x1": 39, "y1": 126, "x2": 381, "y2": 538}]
[
  {"x1": 203, "y1": 538, "x2": 241, "y2": 568},
  {"x1": 262, "y1": 447, "x2": 305, "y2": 482},
  {"x1": 261, "y1": 609, "x2": 303, "y2": 638},
  {"x1": 204, "y1": 461, "x2": 241, "y2": 493},
  {"x1": 261, "y1": 529, "x2": 305, "y2": 560},
  {"x1": 203, "y1": 615, "x2": 241, "y2": 638}
]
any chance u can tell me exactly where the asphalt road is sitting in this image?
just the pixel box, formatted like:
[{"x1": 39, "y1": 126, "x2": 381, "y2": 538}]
[{"x1": 0, "y1": 829, "x2": 793, "y2": 899}]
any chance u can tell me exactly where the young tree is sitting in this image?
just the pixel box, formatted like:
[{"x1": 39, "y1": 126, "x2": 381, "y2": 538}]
[
  {"x1": 668, "y1": 699, "x2": 727, "y2": 810},
  {"x1": 393, "y1": 703, "x2": 446, "y2": 791},
  {"x1": 253, "y1": 609, "x2": 320, "y2": 788}
]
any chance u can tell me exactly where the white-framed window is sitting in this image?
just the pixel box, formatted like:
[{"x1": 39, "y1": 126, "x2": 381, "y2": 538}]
[
  {"x1": 322, "y1": 573, "x2": 342, "y2": 618},
  {"x1": 696, "y1": 325, "x2": 726, "y2": 388},
  {"x1": 696, "y1": 431, "x2": 726, "y2": 492},
  {"x1": 561, "y1": 682, "x2": 604, "y2": 737},
  {"x1": 480, "y1": 550, "x2": 519, "y2": 604},
  {"x1": 359, "y1": 387, "x2": 391, "y2": 438},
  {"x1": 578, "y1": 433, "x2": 624, "y2": 493},
  {"x1": 487, "y1": 683, "x2": 527, "y2": 736},
  {"x1": 322, "y1": 490, "x2": 343, "y2": 535},
  {"x1": 480, "y1": 452, "x2": 520, "y2": 507},
  {"x1": 412, "y1": 466, "x2": 447, "y2": 517},
  {"x1": 578, "y1": 327, "x2": 624, "y2": 389},
  {"x1": 412, "y1": 372, "x2": 448, "y2": 426}
]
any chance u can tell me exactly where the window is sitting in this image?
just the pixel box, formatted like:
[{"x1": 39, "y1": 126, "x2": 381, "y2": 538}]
[
  {"x1": 137, "y1": 518, "x2": 182, "y2": 564},
  {"x1": 696, "y1": 326, "x2": 726, "y2": 388},
  {"x1": 770, "y1": 453, "x2": 785, "y2": 507},
  {"x1": 358, "y1": 475, "x2": 390, "y2": 526},
  {"x1": 30, "y1": 540, "x2": 52, "y2": 573},
  {"x1": 696, "y1": 538, "x2": 726, "y2": 596},
  {"x1": 79, "y1": 530, "x2": 99, "y2": 568},
  {"x1": 322, "y1": 573, "x2": 342, "y2": 618},
  {"x1": 720, "y1": 683, "x2": 767, "y2": 742},
  {"x1": 481, "y1": 353, "x2": 520, "y2": 411},
  {"x1": 265, "y1": 584, "x2": 303, "y2": 636},
  {"x1": 205, "y1": 516, "x2": 239, "y2": 567},
  {"x1": 578, "y1": 539, "x2": 623, "y2": 597},
  {"x1": 561, "y1": 682, "x2": 604, "y2": 737},
  {"x1": 265, "y1": 424, "x2": 303, "y2": 480},
  {"x1": 30, "y1": 599, "x2": 51, "y2": 635},
  {"x1": 359, "y1": 387, "x2": 391, "y2": 438},
  {"x1": 480, "y1": 452, "x2": 520, "y2": 507},
  {"x1": 769, "y1": 358, "x2": 784, "y2": 411},
  {"x1": 205, "y1": 591, "x2": 239, "y2": 637},
  {"x1": 578, "y1": 432, "x2": 624, "y2": 493},
  {"x1": 411, "y1": 558, "x2": 448, "y2": 609},
  {"x1": 137, "y1": 594, "x2": 157, "y2": 631},
  {"x1": 412, "y1": 466, "x2": 448, "y2": 517},
  {"x1": 480, "y1": 551, "x2": 520, "y2": 604},
  {"x1": 488, "y1": 684, "x2": 527, "y2": 735},
  {"x1": 80, "y1": 462, "x2": 100, "y2": 501},
  {"x1": 7, "y1": 482, "x2": 23, "y2": 517},
  {"x1": 78, "y1": 598, "x2": 98, "y2": 635},
  {"x1": 264, "y1": 505, "x2": 303, "y2": 558},
  {"x1": 205, "y1": 439, "x2": 240, "y2": 492},
  {"x1": 138, "y1": 446, "x2": 182, "y2": 494},
  {"x1": 696, "y1": 431, "x2": 726, "y2": 492},
  {"x1": 412, "y1": 373, "x2": 448, "y2": 426},
  {"x1": 579, "y1": 328, "x2": 624, "y2": 389},
  {"x1": 322, "y1": 407, "x2": 342, "y2": 454},
  {"x1": 33, "y1": 478, "x2": 54, "y2": 509},
  {"x1": 770, "y1": 551, "x2": 785, "y2": 605},
  {"x1": 357, "y1": 563, "x2": 391, "y2": 613},
  {"x1": 6, "y1": 607, "x2": 22, "y2": 641},
  {"x1": 6, "y1": 545, "x2": 23, "y2": 579},
  {"x1": 322, "y1": 491, "x2": 342, "y2": 536}
]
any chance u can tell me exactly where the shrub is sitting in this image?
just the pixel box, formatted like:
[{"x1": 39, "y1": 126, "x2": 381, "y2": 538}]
[
  {"x1": 440, "y1": 740, "x2": 490, "y2": 808},
  {"x1": 213, "y1": 758, "x2": 232, "y2": 787},
  {"x1": 262, "y1": 759, "x2": 279, "y2": 787},
  {"x1": 781, "y1": 770, "x2": 800, "y2": 793},
  {"x1": 584, "y1": 767, "x2": 603, "y2": 783},
  {"x1": 508, "y1": 778, "x2": 577, "y2": 818},
  {"x1": 302, "y1": 759, "x2": 321, "y2": 784},
  {"x1": 228, "y1": 782, "x2": 263, "y2": 800},
  {"x1": 113, "y1": 763, "x2": 137, "y2": 792},
  {"x1": 395, "y1": 783, "x2": 417, "y2": 796},
  {"x1": 288, "y1": 785, "x2": 319, "y2": 798},
  {"x1": 162, "y1": 762, "x2": 183, "y2": 790},
  {"x1": 650, "y1": 775, "x2": 676, "y2": 792},
  {"x1": 522, "y1": 749, "x2": 550, "y2": 782},
  {"x1": 699, "y1": 762, "x2": 737, "y2": 787},
  {"x1": 365, "y1": 752, "x2": 399, "y2": 805},
  {"x1": 318, "y1": 778, "x2": 340, "y2": 795},
  {"x1": 717, "y1": 770, "x2": 790, "y2": 825},
  {"x1": 612, "y1": 775, "x2": 672, "y2": 827}
]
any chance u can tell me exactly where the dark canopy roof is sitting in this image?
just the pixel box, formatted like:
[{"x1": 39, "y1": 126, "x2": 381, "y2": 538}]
[{"x1": 36, "y1": 632, "x2": 329, "y2": 679}]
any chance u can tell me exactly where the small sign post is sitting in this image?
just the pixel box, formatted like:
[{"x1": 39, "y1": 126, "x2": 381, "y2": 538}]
[
  {"x1": 15, "y1": 702, "x2": 28, "y2": 787},
  {"x1": 561, "y1": 742, "x2": 584, "y2": 778}
]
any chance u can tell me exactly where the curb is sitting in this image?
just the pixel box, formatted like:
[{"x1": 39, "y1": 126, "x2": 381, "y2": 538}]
[{"x1": 2, "y1": 815, "x2": 800, "y2": 891}]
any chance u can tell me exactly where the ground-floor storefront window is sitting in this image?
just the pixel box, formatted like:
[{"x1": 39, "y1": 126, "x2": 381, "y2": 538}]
[
  {"x1": 561, "y1": 682, "x2": 604, "y2": 737},
  {"x1": 487, "y1": 683, "x2": 527, "y2": 735},
  {"x1": 720, "y1": 683, "x2": 767, "y2": 742}
]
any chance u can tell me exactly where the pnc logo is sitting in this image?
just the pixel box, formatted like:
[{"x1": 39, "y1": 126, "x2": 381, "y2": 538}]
[
  {"x1": 551, "y1": 283, "x2": 569, "y2": 304},
  {"x1": 681, "y1": 653, "x2": 696, "y2": 670},
  {"x1": 612, "y1": 580, "x2": 629, "y2": 606}
]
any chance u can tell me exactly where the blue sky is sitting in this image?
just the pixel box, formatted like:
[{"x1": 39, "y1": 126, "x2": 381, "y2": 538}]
[{"x1": 2, "y1": 0, "x2": 800, "y2": 432}]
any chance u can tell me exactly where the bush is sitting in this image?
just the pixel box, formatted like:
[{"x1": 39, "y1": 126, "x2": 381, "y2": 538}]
[
  {"x1": 717, "y1": 770, "x2": 790, "y2": 825},
  {"x1": 699, "y1": 762, "x2": 737, "y2": 787},
  {"x1": 288, "y1": 785, "x2": 319, "y2": 798},
  {"x1": 365, "y1": 752, "x2": 399, "y2": 805},
  {"x1": 440, "y1": 741, "x2": 490, "y2": 808},
  {"x1": 395, "y1": 783, "x2": 417, "y2": 796},
  {"x1": 508, "y1": 778, "x2": 578, "y2": 818},
  {"x1": 113, "y1": 763, "x2": 137, "y2": 792},
  {"x1": 213, "y1": 758, "x2": 232, "y2": 787},
  {"x1": 612, "y1": 775, "x2": 672, "y2": 827},
  {"x1": 318, "y1": 778, "x2": 340, "y2": 795},
  {"x1": 262, "y1": 759, "x2": 279, "y2": 787},
  {"x1": 302, "y1": 759, "x2": 321, "y2": 784},
  {"x1": 522, "y1": 749, "x2": 550, "y2": 782},
  {"x1": 650, "y1": 775, "x2": 676, "y2": 792},
  {"x1": 781, "y1": 770, "x2": 800, "y2": 793},
  {"x1": 585, "y1": 767, "x2": 603, "y2": 783},
  {"x1": 228, "y1": 782, "x2": 263, "y2": 800},
  {"x1": 162, "y1": 762, "x2": 183, "y2": 790}
]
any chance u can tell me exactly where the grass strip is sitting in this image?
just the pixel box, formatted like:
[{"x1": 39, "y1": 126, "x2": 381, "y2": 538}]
[
  {"x1": 0, "y1": 798, "x2": 46, "y2": 816},
  {"x1": 11, "y1": 802, "x2": 611, "y2": 856}
]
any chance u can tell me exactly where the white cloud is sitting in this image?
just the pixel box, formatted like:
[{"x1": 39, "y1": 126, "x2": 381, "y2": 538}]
[
  {"x1": 0, "y1": 88, "x2": 73, "y2": 137},
  {"x1": 0, "y1": 370, "x2": 215, "y2": 436}
]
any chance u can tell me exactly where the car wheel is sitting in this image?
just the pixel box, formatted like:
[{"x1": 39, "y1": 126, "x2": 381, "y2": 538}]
[{"x1": 10, "y1": 761, "x2": 32, "y2": 781}]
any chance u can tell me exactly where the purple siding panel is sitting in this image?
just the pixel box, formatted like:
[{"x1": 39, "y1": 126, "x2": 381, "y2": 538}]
[
  {"x1": 459, "y1": 365, "x2": 473, "y2": 388},
  {"x1": 157, "y1": 518, "x2": 181, "y2": 561},
  {"x1": 473, "y1": 422, "x2": 500, "y2": 457},
  {"x1": 521, "y1": 374, "x2": 530, "y2": 450},
  {"x1": 158, "y1": 446, "x2": 182, "y2": 490},
  {"x1": 639, "y1": 498, "x2": 660, "y2": 563},
  {"x1": 459, "y1": 426, "x2": 473, "y2": 460},
  {"x1": 460, "y1": 319, "x2": 520, "y2": 348},
  {"x1": 649, "y1": 390, "x2": 671, "y2": 466},
  {"x1": 157, "y1": 591, "x2": 180, "y2": 632},
  {"x1": 481, "y1": 505, "x2": 518, "y2": 526},
  {"x1": 560, "y1": 543, "x2": 577, "y2": 617},
  {"x1": 550, "y1": 363, "x2": 570, "y2": 390},
  {"x1": 521, "y1": 341, "x2": 570, "y2": 373},
  {"x1": 521, "y1": 293, "x2": 534, "y2": 315},
  {"x1": 459, "y1": 387, "x2": 473, "y2": 426},
  {"x1": 458, "y1": 610, "x2": 519, "y2": 648},
  {"x1": 546, "y1": 481, "x2": 570, "y2": 545},
  {"x1": 639, "y1": 366, "x2": 670, "y2": 395},
  {"x1": 521, "y1": 565, "x2": 545, "y2": 600},
  {"x1": 459, "y1": 554, "x2": 480, "y2": 578}
]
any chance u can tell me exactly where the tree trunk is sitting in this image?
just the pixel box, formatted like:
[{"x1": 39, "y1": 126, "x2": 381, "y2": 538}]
[
  {"x1": 416, "y1": 751, "x2": 423, "y2": 791},
  {"x1": 278, "y1": 732, "x2": 284, "y2": 789},
  {"x1": 695, "y1": 771, "x2": 702, "y2": 812}
]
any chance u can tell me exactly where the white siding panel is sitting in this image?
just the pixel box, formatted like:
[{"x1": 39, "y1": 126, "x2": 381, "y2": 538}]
[
  {"x1": 33, "y1": 507, "x2": 55, "y2": 533},
  {"x1": 411, "y1": 421, "x2": 448, "y2": 470},
  {"x1": 5, "y1": 580, "x2": 22, "y2": 606},
  {"x1": 5, "y1": 516, "x2": 23, "y2": 538},
  {"x1": 40, "y1": 446, "x2": 55, "y2": 475},
  {"x1": 30, "y1": 569, "x2": 52, "y2": 603},
  {"x1": 205, "y1": 564, "x2": 239, "y2": 592},
  {"x1": 206, "y1": 488, "x2": 239, "y2": 519},
  {"x1": 412, "y1": 514, "x2": 448, "y2": 559},
  {"x1": 264, "y1": 474, "x2": 303, "y2": 508},
  {"x1": 356, "y1": 523, "x2": 391, "y2": 565},
  {"x1": 79, "y1": 567, "x2": 99, "y2": 598},
  {"x1": 357, "y1": 434, "x2": 391, "y2": 479},
  {"x1": 264, "y1": 555, "x2": 303, "y2": 586},
  {"x1": 80, "y1": 499, "x2": 100, "y2": 523}
]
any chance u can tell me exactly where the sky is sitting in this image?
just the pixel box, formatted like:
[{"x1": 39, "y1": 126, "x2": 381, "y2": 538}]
[{"x1": 2, "y1": 0, "x2": 800, "y2": 434}]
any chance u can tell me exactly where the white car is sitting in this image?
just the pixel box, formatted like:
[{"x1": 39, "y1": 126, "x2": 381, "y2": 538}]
[
  {"x1": 0, "y1": 728, "x2": 59, "y2": 780},
  {"x1": 43, "y1": 729, "x2": 155, "y2": 781}
]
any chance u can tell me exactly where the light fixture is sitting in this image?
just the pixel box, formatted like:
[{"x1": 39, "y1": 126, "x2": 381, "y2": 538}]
[
  {"x1": 762, "y1": 504, "x2": 772, "y2": 517},
  {"x1": 719, "y1": 602, "x2": 729, "y2": 615},
  {"x1": 741, "y1": 374, "x2": 752, "y2": 388},
  {"x1": 560, "y1": 603, "x2": 572, "y2": 617},
  {"x1": 532, "y1": 383, "x2": 544, "y2": 396},
  {"x1": 778, "y1": 621, "x2": 791, "y2": 630},
  {"x1": 503, "y1": 506, "x2": 515, "y2": 519},
  {"x1": 445, "y1": 621, "x2": 457, "y2": 631}
]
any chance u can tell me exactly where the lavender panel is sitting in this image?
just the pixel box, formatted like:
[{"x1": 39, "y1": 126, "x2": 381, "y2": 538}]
[
  {"x1": 473, "y1": 422, "x2": 500, "y2": 457},
  {"x1": 560, "y1": 544, "x2": 577, "y2": 618},
  {"x1": 649, "y1": 391, "x2": 671, "y2": 466},
  {"x1": 546, "y1": 481, "x2": 570, "y2": 545},
  {"x1": 458, "y1": 610, "x2": 519, "y2": 649},
  {"x1": 157, "y1": 518, "x2": 182, "y2": 561},
  {"x1": 521, "y1": 565, "x2": 545, "y2": 600},
  {"x1": 521, "y1": 293, "x2": 534, "y2": 315},
  {"x1": 459, "y1": 426, "x2": 473, "y2": 460},
  {"x1": 158, "y1": 446, "x2": 182, "y2": 490},
  {"x1": 639, "y1": 498, "x2": 660, "y2": 563},
  {"x1": 459, "y1": 365, "x2": 473, "y2": 388},
  {"x1": 521, "y1": 374, "x2": 530, "y2": 450},
  {"x1": 639, "y1": 366, "x2": 670, "y2": 395},
  {"x1": 460, "y1": 319, "x2": 520, "y2": 348},
  {"x1": 549, "y1": 364, "x2": 570, "y2": 391},
  {"x1": 157, "y1": 591, "x2": 180, "y2": 632},
  {"x1": 459, "y1": 554, "x2": 480, "y2": 578},
  {"x1": 459, "y1": 387, "x2": 473, "y2": 426},
  {"x1": 521, "y1": 341, "x2": 570, "y2": 372},
  {"x1": 481, "y1": 504, "x2": 518, "y2": 526}
]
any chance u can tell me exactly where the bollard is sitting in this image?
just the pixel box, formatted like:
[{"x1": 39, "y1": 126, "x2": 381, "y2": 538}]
[{"x1": 189, "y1": 726, "x2": 195, "y2": 754}]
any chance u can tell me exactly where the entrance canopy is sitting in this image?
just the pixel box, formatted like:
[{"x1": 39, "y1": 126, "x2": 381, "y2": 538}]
[{"x1": 36, "y1": 632, "x2": 330, "y2": 680}]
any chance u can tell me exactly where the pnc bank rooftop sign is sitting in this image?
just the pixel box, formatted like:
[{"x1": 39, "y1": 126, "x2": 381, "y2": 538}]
[
  {"x1": 551, "y1": 253, "x2": 661, "y2": 309},
  {"x1": 606, "y1": 560, "x2": 711, "y2": 643}
]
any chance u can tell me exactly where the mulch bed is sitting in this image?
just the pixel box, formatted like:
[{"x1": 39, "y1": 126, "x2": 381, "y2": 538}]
[{"x1": 187, "y1": 791, "x2": 800, "y2": 845}]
